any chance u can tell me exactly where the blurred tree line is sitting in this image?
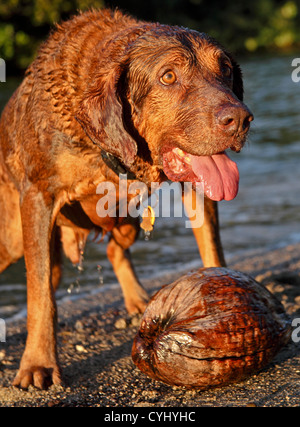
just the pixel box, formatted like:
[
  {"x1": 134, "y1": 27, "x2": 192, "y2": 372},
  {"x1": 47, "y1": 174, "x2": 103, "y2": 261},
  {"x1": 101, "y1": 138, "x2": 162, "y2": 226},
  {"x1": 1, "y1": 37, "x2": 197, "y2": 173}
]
[{"x1": 0, "y1": 0, "x2": 299, "y2": 74}]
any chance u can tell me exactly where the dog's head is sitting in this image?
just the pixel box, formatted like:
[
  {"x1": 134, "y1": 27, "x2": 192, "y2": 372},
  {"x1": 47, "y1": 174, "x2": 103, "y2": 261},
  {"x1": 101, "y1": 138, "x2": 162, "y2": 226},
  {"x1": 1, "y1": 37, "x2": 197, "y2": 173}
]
[{"x1": 76, "y1": 24, "x2": 253, "y2": 201}]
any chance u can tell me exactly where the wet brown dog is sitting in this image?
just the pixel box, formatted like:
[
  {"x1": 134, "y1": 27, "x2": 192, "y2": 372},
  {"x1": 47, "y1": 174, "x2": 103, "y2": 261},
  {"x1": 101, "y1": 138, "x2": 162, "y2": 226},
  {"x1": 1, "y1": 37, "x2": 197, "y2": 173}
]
[{"x1": 0, "y1": 9, "x2": 253, "y2": 389}]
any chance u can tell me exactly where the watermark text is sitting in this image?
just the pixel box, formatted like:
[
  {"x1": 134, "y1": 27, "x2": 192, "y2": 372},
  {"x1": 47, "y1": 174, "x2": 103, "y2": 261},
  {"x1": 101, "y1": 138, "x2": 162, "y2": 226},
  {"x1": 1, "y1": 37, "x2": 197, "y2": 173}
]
[
  {"x1": 0, "y1": 59, "x2": 6, "y2": 82},
  {"x1": 291, "y1": 318, "x2": 300, "y2": 343},
  {"x1": 291, "y1": 58, "x2": 300, "y2": 83},
  {"x1": 0, "y1": 318, "x2": 6, "y2": 342},
  {"x1": 96, "y1": 175, "x2": 205, "y2": 229}
]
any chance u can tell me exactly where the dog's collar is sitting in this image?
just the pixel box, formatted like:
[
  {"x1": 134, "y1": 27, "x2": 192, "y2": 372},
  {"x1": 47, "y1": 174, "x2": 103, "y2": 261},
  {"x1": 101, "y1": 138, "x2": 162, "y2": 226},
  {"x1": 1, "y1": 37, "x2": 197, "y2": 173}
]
[
  {"x1": 101, "y1": 150, "x2": 136, "y2": 180},
  {"x1": 75, "y1": 119, "x2": 137, "y2": 180}
]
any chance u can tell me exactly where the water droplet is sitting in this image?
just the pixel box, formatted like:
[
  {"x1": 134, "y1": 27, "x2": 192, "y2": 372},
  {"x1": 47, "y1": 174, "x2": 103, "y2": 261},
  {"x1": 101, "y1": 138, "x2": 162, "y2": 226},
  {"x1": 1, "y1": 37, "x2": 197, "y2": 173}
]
[
  {"x1": 67, "y1": 280, "x2": 81, "y2": 294},
  {"x1": 77, "y1": 263, "x2": 84, "y2": 272},
  {"x1": 67, "y1": 238, "x2": 86, "y2": 295},
  {"x1": 97, "y1": 264, "x2": 104, "y2": 286},
  {"x1": 77, "y1": 238, "x2": 85, "y2": 272},
  {"x1": 144, "y1": 230, "x2": 152, "y2": 241}
]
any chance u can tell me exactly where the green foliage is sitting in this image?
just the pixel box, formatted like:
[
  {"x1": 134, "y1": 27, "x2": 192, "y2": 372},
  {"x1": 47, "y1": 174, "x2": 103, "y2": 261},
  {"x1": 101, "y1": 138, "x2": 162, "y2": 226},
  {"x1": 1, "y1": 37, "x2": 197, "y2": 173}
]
[
  {"x1": 109, "y1": 0, "x2": 300, "y2": 52},
  {"x1": 0, "y1": 0, "x2": 299, "y2": 74},
  {"x1": 113, "y1": 0, "x2": 300, "y2": 53},
  {"x1": 0, "y1": 0, "x2": 104, "y2": 72}
]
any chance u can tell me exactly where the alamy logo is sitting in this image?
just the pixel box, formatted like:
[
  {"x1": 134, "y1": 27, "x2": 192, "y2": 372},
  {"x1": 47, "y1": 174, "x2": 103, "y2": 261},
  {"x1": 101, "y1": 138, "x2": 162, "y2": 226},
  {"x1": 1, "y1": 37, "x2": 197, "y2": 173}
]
[
  {"x1": 291, "y1": 58, "x2": 300, "y2": 83},
  {"x1": 0, "y1": 59, "x2": 6, "y2": 82},
  {"x1": 291, "y1": 318, "x2": 300, "y2": 343},
  {"x1": 96, "y1": 175, "x2": 205, "y2": 228}
]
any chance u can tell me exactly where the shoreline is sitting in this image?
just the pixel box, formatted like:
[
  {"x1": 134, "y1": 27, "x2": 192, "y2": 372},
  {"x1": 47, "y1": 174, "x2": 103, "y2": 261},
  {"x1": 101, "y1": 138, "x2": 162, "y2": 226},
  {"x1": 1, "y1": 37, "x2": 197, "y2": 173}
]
[{"x1": 0, "y1": 244, "x2": 299, "y2": 407}]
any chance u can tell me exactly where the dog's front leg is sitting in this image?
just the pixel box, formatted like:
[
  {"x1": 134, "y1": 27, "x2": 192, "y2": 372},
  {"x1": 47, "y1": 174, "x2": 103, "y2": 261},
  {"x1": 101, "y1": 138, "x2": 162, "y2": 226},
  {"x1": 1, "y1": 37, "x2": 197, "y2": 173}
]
[
  {"x1": 12, "y1": 186, "x2": 62, "y2": 389},
  {"x1": 183, "y1": 189, "x2": 226, "y2": 268}
]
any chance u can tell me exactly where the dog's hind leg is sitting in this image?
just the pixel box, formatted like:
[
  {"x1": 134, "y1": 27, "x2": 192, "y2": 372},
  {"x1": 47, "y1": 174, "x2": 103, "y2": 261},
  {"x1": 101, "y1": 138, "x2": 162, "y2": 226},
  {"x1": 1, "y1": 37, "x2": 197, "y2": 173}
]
[
  {"x1": 107, "y1": 218, "x2": 149, "y2": 314},
  {"x1": 51, "y1": 225, "x2": 63, "y2": 292}
]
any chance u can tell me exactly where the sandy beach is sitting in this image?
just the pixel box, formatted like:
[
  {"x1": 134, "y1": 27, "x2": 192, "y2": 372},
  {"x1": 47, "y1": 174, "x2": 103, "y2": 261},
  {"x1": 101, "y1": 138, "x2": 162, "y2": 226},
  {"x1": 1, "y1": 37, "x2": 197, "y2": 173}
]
[{"x1": 0, "y1": 243, "x2": 299, "y2": 407}]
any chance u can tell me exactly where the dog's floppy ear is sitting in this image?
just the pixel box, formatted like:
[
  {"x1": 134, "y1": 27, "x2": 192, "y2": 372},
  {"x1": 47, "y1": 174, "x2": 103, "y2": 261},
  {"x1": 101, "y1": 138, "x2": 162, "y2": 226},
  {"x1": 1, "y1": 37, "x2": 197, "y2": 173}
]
[
  {"x1": 76, "y1": 70, "x2": 136, "y2": 167},
  {"x1": 76, "y1": 29, "x2": 147, "y2": 167}
]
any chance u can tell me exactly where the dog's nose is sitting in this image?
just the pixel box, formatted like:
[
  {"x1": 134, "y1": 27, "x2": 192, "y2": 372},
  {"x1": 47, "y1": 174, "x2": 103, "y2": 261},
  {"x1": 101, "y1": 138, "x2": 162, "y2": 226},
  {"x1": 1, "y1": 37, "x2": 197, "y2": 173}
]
[{"x1": 216, "y1": 104, "x2": 254, "y2": 136}]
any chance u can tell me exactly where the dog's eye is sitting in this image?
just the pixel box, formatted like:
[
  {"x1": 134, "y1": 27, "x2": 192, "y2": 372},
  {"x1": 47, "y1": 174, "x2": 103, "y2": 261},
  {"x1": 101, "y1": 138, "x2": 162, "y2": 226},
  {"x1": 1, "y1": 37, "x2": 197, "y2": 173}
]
[
  {"x1": 160, "y1": 71, "x2": 176, "y2": 85},
  {"x1": 222, "y1": 63, "x2": 232, "y2": 79}
]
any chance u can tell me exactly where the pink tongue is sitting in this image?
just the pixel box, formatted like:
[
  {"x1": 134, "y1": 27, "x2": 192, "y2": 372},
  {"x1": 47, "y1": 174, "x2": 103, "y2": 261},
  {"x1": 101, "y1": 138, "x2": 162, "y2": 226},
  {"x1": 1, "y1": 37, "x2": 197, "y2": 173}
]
[{"x1": 191, "y1": 153, "x2": 239, "y2": 201}]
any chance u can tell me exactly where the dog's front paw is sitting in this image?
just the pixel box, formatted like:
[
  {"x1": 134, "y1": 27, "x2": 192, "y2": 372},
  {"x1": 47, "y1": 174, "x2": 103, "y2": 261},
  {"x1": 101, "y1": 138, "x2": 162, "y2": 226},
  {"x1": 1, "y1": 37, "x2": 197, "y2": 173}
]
[
  {"x1": 125, "y1": 287, "x2": 149, "y2": 314},
  {"x1": 12, "y1": 359, "x2": 62, "y2": 390}
]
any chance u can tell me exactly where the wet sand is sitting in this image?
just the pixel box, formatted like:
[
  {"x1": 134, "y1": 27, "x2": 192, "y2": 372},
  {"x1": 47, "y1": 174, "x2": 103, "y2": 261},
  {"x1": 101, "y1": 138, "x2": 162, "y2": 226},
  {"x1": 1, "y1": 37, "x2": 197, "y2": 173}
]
[{"x1": 0, "y1": 243, "x2": 299, "y2": 407}]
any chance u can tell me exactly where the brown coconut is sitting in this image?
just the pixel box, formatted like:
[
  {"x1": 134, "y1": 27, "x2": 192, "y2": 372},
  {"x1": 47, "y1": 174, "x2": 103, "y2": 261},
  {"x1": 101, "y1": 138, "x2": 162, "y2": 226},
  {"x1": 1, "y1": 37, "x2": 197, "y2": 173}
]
[{"x1": 132, "y1": 268, "x2": 291, "y2": 389}]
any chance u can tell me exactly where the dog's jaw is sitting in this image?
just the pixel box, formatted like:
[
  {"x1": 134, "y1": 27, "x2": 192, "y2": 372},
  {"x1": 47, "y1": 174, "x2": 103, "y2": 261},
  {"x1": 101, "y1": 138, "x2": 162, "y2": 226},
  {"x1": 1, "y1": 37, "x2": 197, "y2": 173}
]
[{"x1": 162, "y1": 147, "x2": 239, "y2": 201}]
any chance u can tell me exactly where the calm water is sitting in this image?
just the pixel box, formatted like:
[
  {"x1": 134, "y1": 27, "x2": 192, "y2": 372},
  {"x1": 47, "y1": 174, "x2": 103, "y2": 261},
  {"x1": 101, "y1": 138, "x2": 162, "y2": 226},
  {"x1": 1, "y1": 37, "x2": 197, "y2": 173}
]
[{"x1": 1, "y1": 55, "x2": 300, "y2": 318}]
